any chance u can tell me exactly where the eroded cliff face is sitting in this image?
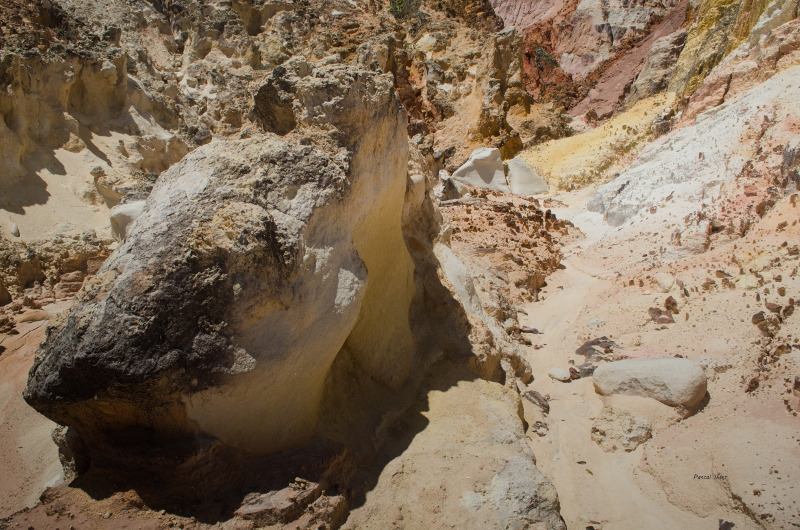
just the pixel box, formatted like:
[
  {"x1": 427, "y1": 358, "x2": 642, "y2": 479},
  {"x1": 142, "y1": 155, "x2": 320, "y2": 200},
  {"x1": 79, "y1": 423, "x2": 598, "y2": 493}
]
[{"x1": 491, "y1": 0, "x2": 797, "y2": 122}]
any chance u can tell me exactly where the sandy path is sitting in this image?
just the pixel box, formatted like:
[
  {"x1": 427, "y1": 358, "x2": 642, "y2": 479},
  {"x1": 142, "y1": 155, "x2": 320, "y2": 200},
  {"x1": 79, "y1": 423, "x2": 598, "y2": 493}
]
[
  {"x1": 519, "y1": 256, "x2": 707, "y2": 528},
  {"x1": 514, "y1": 189, "x2": 779, "y2": 529},
  {"x1": 0, "y1": 314, "x2": 64, "y2": 517}
]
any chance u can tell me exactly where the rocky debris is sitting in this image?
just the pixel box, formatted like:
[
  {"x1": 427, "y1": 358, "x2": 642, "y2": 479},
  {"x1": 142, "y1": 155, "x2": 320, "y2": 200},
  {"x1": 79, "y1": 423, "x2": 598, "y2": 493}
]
[
  {"x1": 452, "y1": 147, "x2": 510, "y2": 193},
  {"x1": 0, "y1": 313, "x2": 15, "y2": 334},
  {"x1": 523, "y1": 390, "x2": 550, "y2": 413},
  {"x1": 664, "y1": 296, "x2": 678, "y2": 312},
  {"x1": 592, "y1": 358, "x2": 708, "y2": 407},
  {"x1": 698, "y1": 356, "x2": 732, "y2": 381},
  {"x1": 590, "y1": 406, "x2": 652, "y2": 452},
  {"x1": 507, "y1": 155, "x2": 549, "y2": 196},
  {"x1": 549, "y1": 368, "x2": 572, "y2": 382},
  {"x1": 234, "y1": 480, "x2": 346, "y2": 528},
  {"x1": 575, "y1": 336, "x2": 618, "y2": 376},
  {"x1": 443, "y1": 191, "x2": 573, "y2": 321}
]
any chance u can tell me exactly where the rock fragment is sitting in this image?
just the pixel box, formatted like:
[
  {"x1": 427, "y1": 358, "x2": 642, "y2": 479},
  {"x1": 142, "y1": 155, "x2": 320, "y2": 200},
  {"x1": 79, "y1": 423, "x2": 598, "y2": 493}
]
[{"x1": 549, "y1": 368, "x2": 572, "y2": 382}]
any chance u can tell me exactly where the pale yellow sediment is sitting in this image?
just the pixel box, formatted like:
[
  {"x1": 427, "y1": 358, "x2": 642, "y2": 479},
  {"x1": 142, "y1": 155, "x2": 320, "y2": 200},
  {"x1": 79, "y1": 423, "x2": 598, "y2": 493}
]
[{"x1": 519, "y1": 92, "x2": 677, "y2": 191}]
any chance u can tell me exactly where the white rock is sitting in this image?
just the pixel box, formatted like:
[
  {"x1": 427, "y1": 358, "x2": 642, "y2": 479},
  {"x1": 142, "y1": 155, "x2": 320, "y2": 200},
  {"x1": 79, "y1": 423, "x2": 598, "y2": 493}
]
[
  {"x1": 507, "y1": 156, "x2": 548, "y2": 196},
  {"x1": 653, "y1": 272, "x2": 674, "y2": 293},
  {"x1": 10, "y1": 224, "x2": 20, "y2": 237},
  {"x1": 109, "y1": 200, "x2": 147, "y2": 241},
  {"x1": 592, "y1": 358, "x2": 707, "y2": 407},
  {"x1": 452, "y1": 147, "x2": 510, "y2": 193},
  {"x1": 548, "y1": 368, "x2": 572, "y2": 382},
  {"x1": 736, "y1": 274, "x2": 759, "y2": 290}
]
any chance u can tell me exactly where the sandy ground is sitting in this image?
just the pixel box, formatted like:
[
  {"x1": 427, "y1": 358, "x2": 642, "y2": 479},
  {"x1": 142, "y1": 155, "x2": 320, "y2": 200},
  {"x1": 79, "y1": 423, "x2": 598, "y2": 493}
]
[
  {"x1": 0, "y1": 147, "x2": 115, "y2": 242},
  {"x1": 0, "y1": 303, "x2": 71, "y2": 518},
  {"x1": 517, "y1": 187, "x2": 800, "y2": 529}
]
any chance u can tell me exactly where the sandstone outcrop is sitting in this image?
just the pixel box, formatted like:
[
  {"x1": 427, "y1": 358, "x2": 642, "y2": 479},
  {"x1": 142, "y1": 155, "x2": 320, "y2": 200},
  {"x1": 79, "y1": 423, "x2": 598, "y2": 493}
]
[
  {"x1": 592, "y1": 358, "x2": 707, "y2": 407},
  {"x1": 344, "y1": 368, "x2": 565, "y2": 529},
  {"x1": 22, "y1": 57, "x2": 553, "y2": 525}
]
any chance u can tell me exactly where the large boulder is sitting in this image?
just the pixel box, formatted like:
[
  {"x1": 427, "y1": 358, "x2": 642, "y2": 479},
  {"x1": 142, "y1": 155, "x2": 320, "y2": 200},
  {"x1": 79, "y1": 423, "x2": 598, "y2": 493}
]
[
  {"x1": 25, "y1": 62, "x2": 416, "y2": 461},
  {"x1": 592, "y1": 358, "x2": 707, "y2": 407},
  {"x1": 452, "y1": 147, "x2": 511, "y2": 193}
]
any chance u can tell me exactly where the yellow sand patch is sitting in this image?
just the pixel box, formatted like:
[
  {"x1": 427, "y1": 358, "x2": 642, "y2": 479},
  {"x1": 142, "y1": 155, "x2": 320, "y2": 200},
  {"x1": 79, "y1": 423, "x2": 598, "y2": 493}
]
[{"x1": 519, "y1": 92, "x2": 676, "y2": 191}]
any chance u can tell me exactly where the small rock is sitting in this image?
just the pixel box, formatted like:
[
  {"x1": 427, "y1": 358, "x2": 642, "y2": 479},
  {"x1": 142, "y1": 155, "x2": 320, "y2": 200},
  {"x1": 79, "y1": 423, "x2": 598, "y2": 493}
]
[
  {"x1": 585, "y1": 318, "x2": 606, "y2": 329},
  {"x1": 10, "y1": 224, "x2": 20, "y2": 237},
  {"x1": 451, "y1": 147, "x2": 510, "y2": 193},
  {"x1": 523, "y1": 390, "x2": 550, "y2": 414},
  {"x1": 548, "y1": 368, "x2": 572, "y2": 382},
  {"x1": 520, "y1": 326, "x2": 541, "y2": 334},
  {"x1": 653, "y1": 273, "x2": 674, "y2": 293},
  {"x1": 751, "y1": 311, "x2": 766, "y2": 325},
  {"x1": 765, "y1": 302, "x2": 782, "y2": 314},
  {"x1": 737, "y1": 274, "x2": 760, "y2": 290},
  {"x1": 664, "y1": 296, "x2": 678, "y2": 312}
]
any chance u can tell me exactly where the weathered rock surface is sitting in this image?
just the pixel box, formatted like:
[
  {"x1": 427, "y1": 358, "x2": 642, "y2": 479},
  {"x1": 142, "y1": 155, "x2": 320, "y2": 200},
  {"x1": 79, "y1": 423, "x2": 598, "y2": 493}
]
[
  {"x1": 592, "y1": 358, "x2": 708, "y2": 407},
  {"x1": 109, "y1": 200, "x2": 146, "y2": 241},
  {"x1": 549, "y1": 367, "x2": 572, "y2": 381},
  {"x1": 625, "y1": 29, "x2": 688, "y2": 106},
  {"x1": 343, "y1": 367, "x2": 565, "y2": 529},
  {"x1": 452, "y1": 147, "x2": 510, "y2": 193}
]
